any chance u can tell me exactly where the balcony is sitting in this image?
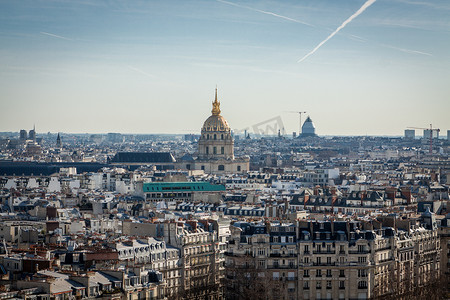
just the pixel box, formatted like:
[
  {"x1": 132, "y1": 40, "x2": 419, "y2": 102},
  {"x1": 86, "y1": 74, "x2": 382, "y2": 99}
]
[
  {"x1": 313, "y1": 250, "x2": 335, "y2": 254},
  {"x1": 313, "y1": 262, "x2": 336, "y2": 266},
  {"x1": 348, "y1": 250, "x2": 370, "y2": 254}
]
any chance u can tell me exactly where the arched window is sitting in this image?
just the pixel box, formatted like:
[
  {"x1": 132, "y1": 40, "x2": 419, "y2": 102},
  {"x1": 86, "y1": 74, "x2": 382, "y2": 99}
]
[
  {"x1": 218, "y1": 165, "x2": 225, "y2": 171},
  {"x1": 221, "y1": 134, "x2": 224, "y2": 140}
]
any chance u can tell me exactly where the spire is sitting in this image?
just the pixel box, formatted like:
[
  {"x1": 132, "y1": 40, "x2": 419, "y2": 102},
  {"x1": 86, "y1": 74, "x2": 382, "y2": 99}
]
[{"x1": 211, "y1": 87, "x2": 221, "y2": 116}]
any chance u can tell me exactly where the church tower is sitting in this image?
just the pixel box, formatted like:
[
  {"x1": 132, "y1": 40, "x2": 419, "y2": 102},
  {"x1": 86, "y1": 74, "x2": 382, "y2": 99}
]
[
  {"x1": 197, "y1": 88, "x2": 234, "y2": 160},
  {"x1": 56, "y1": 133, "x2": 62, "y2": 148}
]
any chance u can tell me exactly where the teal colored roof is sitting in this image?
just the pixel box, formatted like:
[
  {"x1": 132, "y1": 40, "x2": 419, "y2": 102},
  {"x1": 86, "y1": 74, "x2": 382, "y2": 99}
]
[{"x1": 143, "y1": 182, "x2": 225, "y2": 193}]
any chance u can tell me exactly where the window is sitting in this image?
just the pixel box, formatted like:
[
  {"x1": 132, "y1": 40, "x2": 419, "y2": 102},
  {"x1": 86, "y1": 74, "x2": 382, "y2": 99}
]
[
  {"x1": 326, "y1": 281, "x2": 332, "y2": 289},
  {"x1": 201, "y1": 166, "x2": 205, "y2": 171},
  {"x1": 339, "y1": 270, "x2": 345, "y2": 277},
  {"x1": 316, "y1": 281, "x2": 322, "y2": 289},
  {"x1": 316, "y1": 269, "x2": 322, "y2": 277},
  {"x1": 358, "y1": 269, "x2": 367, "y2": 277},
  {"x1": 214, "y1": 134, "x2": 217, "y2": 140},
  {"x1": 339, "y1": 281, "x2": 345, "y2": 289},
  {"x1": 206, "y1": 147, "x2": 209, "y2": 154},
  {"x1": 304, "y1": 281, "x2": 310, "y2": 289},
  {"x1": 218, "y1": 165, "x2": 225, "y2": 171},
  {"x1": 304, "y1": 245, "x2": 309, "y2": 254},
  {"x1": 316, "y1": 257, "x2": 321, "y2": 265},
  {"x1": 213, "y1": 147, "x2": 217, "y2": 154},
  {"x1": 289, "y1": 259, "x2": 295, "y2": 268},
  {"x1": 358, "y1": 281, "x2": 368, "y2": 289},
  {"x1": 326, "y1": 269, "x2": 332, "y2": 277},
  {"x1": 273, "y1": 272, "x2": 280, "y2": 279},
  {"x1": 237, "y1": 166, "x2": 241, "y2": 172},
  {"x1": 221, "y1": 147, "x2": 224, "y2": 154},
  {"x1": 358, "y1": 257, "x2": 367, "y2": 263},
  {"x1": 304, "y1": 269, "x2": 309, "y2": 277},
  {"x1": 221, "y1": 134, "x2": 224, "y2": 140},
  {"x1": 327, "y1": 257, "x2": 331, "y2": 265}
]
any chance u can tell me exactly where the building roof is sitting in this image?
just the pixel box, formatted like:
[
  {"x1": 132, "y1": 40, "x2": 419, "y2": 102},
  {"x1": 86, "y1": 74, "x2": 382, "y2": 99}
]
[
  {"x1": 143, "y1": 181, "x2": 225, "y2": 192},
  {"x1": 110, "y1": 152, "x2": 176, "y2": 164}
]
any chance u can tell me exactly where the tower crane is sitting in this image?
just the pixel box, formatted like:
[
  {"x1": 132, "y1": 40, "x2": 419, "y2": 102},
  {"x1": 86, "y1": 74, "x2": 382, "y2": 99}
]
[
  {"x1": 286, "y1": 111, "x2": 307, "y2": 136},
  {"x1": 407, "y1": 124, "x2": 440, "y2": 154}
]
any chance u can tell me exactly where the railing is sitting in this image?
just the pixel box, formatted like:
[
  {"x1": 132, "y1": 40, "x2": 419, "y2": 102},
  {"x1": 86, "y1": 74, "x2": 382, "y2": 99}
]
[
  {"x1": 348, "y1": 250, "x2": 370, "y2": 254},
  {"x1": 313, "y1": 262, "x2": 336, "y2": 266},
  {"x1": 313, "y1": 250, "x2": 335, "y2": 254}
]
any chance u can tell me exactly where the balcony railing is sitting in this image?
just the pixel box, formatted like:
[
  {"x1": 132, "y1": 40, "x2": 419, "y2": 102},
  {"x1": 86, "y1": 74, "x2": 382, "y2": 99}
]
[{"x1": 313, "y1": 250, "x2": 335, "y2": 254}]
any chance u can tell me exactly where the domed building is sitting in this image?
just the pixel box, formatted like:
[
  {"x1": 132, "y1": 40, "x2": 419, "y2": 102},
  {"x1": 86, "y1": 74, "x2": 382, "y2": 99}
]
[
  {"x1": 300, "y1": 116, "x2": 317, "y2": 137},
  {"x1": 192, "y1": 89, "x2": 249, "y2": 174}
]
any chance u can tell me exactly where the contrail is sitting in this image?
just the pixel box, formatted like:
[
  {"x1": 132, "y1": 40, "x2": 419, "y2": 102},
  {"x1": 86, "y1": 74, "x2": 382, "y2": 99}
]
[
  {"x1": 128, "y1": 66, "x2": 155, "y2": 78},
  {"x1": 217, "y1": 0, "x2": 315, "y2": 28},
  {"x1": 40, "y1": 31, "x2": 72, "y2": 41},
  {"x1": 381, "y1": 44, "x2": 432, "y2": 56},
  {"x1": 298, "y1": 0, "x2": 376, "y2": 63}
]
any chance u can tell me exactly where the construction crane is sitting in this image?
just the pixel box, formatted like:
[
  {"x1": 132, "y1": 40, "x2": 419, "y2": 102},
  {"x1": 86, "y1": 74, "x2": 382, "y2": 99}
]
[
  {"x1": 407, "y1": 124, "x2": 440, "y2": 154},
  {"x1": 286, "y1": 111, "x2": 307, "y2": 136}
]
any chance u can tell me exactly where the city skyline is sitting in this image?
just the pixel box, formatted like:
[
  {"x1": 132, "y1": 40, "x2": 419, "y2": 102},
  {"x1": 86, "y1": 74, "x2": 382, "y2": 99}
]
[{"x1": 1, "y1": 0, "x2": 449, "y2": 135}]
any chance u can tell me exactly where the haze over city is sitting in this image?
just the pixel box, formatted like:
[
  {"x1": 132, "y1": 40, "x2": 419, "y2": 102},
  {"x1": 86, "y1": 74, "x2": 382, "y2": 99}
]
[{"x1": 1, "y1": 0, "x2": 449, "y2": 135}]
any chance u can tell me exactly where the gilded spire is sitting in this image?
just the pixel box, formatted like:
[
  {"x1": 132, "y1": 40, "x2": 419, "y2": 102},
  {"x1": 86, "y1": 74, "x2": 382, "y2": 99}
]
[{"x1": 211, "y1": 87, "x2": 221, "y2": 116}]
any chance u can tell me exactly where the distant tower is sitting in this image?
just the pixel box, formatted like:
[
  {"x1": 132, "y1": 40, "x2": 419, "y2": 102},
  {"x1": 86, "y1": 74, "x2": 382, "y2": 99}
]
[
  {"x1": 19, "y1": 129, "x2": 27, "y2": 140},
  {"x1": 404, "y1": 129, "x2": 415, "y2": 140},
  {"x1": 56, "y1": 133, "x2": 62, "y2": 148},
  {"x1": 28, "y1": 125, "x2": 36, "y2": 142},
  {"x1": 300, "y1": 116, "x2": 317, "y2": 137}
]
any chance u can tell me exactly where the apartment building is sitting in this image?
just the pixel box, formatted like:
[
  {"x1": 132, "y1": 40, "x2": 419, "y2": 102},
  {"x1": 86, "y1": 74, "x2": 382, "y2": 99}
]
[{"x1": 225, "y1": 214, "x2": 441, "y2": 300}]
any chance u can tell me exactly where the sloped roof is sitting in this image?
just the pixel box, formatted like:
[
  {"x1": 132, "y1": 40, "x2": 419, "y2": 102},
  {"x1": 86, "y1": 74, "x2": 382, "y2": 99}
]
[{"x1": 110, "y1": 152, "x2": 176, "y2": 163}]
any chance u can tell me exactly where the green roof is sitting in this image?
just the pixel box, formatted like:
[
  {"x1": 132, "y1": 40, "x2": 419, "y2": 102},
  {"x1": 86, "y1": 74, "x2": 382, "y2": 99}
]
[{"x1": 143, "y1": 182, "x2": 225, "y2": 193}]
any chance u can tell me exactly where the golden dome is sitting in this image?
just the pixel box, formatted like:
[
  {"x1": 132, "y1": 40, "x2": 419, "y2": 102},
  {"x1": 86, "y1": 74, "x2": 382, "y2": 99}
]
[
  {"x1": 202, "y1": 115, "x2": 230, "y2": 132},
  {"x1": 201, "y1": 88, "x2": 230, "y2": 132}
]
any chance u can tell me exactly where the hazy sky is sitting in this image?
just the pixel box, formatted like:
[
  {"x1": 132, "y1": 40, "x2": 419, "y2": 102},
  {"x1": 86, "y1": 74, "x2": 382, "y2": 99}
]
[{"x1": 1, "y1": 0, "x2": 449, "y2": 136}]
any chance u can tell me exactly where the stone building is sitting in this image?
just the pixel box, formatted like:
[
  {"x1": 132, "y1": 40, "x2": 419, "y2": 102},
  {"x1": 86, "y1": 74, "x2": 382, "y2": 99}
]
[
  {"x1": 185, "y1": 89, "x2": 249, "y2": 174},
  {"x1": 163, "y1": 219, "x2": 229, "y2": 299},
  {"x1": 225, "y1": 217, "x2": 442, "y2": 300}
]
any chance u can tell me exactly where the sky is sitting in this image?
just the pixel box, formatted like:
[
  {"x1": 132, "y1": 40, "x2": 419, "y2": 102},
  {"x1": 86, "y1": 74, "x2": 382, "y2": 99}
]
[{"x1": 0, "y1": 0, "x2": 449, "y2": 136}]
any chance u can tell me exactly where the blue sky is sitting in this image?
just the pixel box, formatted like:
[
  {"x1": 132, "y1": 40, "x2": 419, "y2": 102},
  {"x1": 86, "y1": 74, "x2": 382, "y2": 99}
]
[{"x1": 1, "y1": 0, "x2": 449, "y2": 135}]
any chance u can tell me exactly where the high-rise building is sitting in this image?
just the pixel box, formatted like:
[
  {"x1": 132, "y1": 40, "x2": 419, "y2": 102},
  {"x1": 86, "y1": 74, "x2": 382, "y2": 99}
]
[
  {"x1": 28, "y1": 126, "x2": 36, "y2": 142},
  {"x1": 423, "y1": 129, "x2": 439, "y2": 139},
  {"x1": 404, "y1": 129, "x2": 415, "y2": 139},
  {"x1": 19, "y1": 129, "x2": 27, "y2": 140}
]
